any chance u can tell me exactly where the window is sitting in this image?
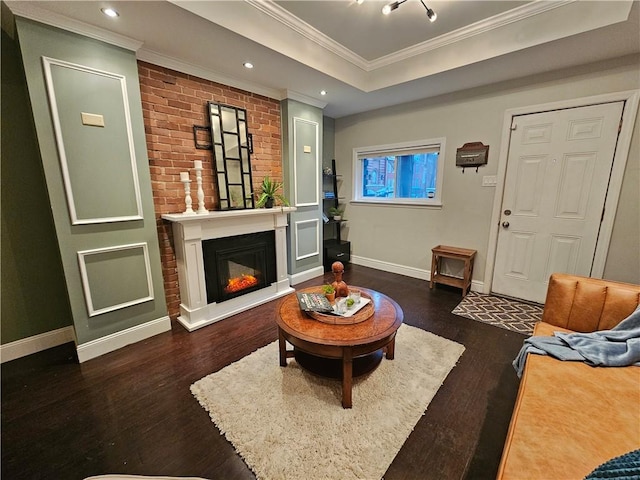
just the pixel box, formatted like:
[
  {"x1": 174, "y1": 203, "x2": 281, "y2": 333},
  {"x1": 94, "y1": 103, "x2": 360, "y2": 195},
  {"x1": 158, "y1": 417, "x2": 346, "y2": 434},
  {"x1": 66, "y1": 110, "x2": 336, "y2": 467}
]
[{"x1": 353, "y1": 138, "x2": 445, "y2": 206}]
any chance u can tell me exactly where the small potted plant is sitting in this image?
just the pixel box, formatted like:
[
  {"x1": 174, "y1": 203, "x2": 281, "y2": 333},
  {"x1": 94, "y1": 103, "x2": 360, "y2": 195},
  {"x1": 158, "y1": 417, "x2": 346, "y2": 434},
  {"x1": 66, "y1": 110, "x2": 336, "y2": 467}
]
[
  {"x1": 321, "y1": 284, "x2": 336, "y2": 303},
  {"x1": 256, "y1": 176, "x2": 290, "y2": 208},
  {"x1": 328, "y1": 206, "x2": 344, "y2": 221}
]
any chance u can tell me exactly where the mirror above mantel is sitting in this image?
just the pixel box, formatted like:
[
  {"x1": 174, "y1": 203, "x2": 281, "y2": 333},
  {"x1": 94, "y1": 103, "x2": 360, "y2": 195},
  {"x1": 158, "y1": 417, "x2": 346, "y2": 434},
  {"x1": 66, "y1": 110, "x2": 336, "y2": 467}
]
[{"x1": 208, "y1": 101, "x2": 255, "y2": 210}]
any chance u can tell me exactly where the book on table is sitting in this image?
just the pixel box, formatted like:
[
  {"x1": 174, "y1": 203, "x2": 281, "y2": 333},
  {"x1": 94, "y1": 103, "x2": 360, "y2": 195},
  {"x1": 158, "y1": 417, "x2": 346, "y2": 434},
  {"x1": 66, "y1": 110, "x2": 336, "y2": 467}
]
[{"x1": 296, "y1": 292, "x2": 334, "y2": 313}]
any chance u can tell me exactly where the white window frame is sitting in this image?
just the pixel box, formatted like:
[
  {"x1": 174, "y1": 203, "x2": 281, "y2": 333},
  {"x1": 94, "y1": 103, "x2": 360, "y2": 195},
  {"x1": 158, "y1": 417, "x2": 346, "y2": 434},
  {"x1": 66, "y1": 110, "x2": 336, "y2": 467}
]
[{"x1": 352, "y1": 138, "x2": 446, "y2": 207}]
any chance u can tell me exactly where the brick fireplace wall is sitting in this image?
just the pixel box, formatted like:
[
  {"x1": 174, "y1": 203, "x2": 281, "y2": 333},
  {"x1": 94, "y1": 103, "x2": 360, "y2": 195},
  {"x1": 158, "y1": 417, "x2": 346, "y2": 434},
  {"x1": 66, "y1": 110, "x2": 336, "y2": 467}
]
[{"x1": 137, "y1": 61, "x2": 283, "y2": 318}]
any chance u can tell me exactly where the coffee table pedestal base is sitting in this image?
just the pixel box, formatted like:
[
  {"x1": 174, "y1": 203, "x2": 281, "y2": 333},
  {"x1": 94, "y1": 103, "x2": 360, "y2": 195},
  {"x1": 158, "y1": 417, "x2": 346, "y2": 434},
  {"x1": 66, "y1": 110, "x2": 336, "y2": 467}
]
[
  {"x1": 294, "y1": 349, "x2": 384, "y2": 379},
  {"x1": 278, "y1": 327, "x2": 396, "y2": 408}
]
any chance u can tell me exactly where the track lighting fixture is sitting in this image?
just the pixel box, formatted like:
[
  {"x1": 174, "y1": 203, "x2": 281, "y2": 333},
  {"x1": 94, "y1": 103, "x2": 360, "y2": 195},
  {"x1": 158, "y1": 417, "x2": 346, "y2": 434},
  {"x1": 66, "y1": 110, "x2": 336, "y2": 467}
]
[
  {"x1": 382, "y1": 0, "x2": 406, "y2": 15},
  {"x1": 420, "y1": 0, "x2": 437, "y2": 22},
  {"x1": 382, "y1": 0, "x2": 437, "y2": 22}
]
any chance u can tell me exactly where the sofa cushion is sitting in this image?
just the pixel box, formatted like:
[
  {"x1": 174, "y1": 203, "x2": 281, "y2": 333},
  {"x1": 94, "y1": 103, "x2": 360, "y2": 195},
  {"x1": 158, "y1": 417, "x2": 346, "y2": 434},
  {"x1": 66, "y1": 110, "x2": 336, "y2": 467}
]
[
  {"x1": 498, "y1": 322, "x2": 640, "y2": 479},
  {"x1": 542, "y1": 274, "x2": 640, "y2": 332}
]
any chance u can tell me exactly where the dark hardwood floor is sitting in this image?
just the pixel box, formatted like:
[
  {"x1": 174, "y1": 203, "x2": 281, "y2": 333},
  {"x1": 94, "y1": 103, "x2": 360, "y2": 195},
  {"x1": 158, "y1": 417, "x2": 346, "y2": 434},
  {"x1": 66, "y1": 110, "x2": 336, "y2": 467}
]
[{"x1": 2, "y1": 265, "x2": 525, "y2": 480}]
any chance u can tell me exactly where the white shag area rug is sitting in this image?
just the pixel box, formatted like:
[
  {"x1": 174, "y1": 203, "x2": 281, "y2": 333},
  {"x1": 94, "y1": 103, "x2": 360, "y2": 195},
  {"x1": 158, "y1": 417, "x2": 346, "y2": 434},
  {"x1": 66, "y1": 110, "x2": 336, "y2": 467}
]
[{"x1": 191, "y1": 324, "x2": 465, "y2": 480}]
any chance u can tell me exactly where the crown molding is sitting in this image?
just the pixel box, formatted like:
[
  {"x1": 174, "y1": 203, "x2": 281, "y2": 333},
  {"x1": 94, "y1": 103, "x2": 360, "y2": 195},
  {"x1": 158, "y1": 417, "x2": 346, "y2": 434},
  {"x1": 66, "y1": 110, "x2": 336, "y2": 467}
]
[
  {"x1": 136, "y1": 52, "x2": 329, "y2": 109},
  {"x1": 5, "y1": 1, "x2": 143, "y2": 52},
  {"x1": 249, "y1": 0, "x2": 577, "y2": 72},
  {"x1": 246, "y1": 0, "x2": 369, "y2": 71},
  {"x1": 369, "y1": 0, "x2": 575, "y2": 69},
  {"x1": 136, "y1": 48, "x2": 284, "y2": 101},
  {"x1": 283, "y1": 90, "x2": 328, "y2": 110}
]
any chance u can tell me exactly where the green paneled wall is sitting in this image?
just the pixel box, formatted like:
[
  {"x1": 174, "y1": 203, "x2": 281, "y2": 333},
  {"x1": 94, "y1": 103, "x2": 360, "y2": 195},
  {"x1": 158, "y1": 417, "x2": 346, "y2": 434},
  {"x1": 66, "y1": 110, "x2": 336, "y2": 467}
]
[
  {"x1": 281, "y1": 99, "x2": 324, "y2": 276},
  {"x1": 1, "y1": 18, "x2": 73, "y2": 344},
  {"x1": 13, "y1": 17, "x2": 167, "y2": 346}
]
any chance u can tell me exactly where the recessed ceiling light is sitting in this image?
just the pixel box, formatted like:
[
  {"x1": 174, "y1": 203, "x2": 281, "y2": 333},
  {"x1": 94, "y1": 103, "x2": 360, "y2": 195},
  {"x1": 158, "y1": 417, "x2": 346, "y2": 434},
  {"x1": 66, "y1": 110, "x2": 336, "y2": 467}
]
[
  {"x1": 320, "y1": 90, "x2": 327, "y2": 96},
  {"x1": 101, "y1": 7, "x2": 119, "y2": 18},
  {"x1": 243, "y1": 62, "x2": 254, "y2": 69}
]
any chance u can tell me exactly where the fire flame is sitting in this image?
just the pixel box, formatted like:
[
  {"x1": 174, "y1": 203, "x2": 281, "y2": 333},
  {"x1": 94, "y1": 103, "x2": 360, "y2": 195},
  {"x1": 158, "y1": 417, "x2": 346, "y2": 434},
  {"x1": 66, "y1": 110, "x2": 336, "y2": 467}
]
[{"x1": 224, "y1": 274, "x2": 258, "y2": 294}]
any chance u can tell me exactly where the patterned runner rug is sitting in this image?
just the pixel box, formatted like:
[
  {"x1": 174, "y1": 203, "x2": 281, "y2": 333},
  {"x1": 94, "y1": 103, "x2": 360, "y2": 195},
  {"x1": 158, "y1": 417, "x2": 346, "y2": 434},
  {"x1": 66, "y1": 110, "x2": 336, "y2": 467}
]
[{"x1": 452, "y1": 291, "x2": 543, "y2": 335}]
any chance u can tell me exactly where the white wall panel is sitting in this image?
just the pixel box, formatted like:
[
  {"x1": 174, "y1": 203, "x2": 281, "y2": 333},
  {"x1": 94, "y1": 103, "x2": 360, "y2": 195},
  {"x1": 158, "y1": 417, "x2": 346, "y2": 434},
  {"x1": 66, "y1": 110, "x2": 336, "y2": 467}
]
[
  {"x1": 78, "y1": 243, "x2": 154, "y2": 316},
  {"x1": 42, "y1": 57, "x2": 143, "y2": 224}
]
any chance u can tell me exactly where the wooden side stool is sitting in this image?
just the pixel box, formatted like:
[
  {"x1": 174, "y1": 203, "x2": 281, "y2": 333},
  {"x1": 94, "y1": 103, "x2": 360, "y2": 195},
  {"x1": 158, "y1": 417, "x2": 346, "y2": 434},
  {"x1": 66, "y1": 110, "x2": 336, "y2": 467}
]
[{"x1": 430, "y1": 245, "x2": 477, "y2": 297}]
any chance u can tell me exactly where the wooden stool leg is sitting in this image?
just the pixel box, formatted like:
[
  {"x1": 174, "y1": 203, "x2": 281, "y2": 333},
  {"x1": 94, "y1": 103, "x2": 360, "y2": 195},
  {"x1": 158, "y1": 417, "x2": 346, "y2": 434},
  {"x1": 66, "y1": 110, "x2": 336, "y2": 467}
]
[
  {"x1": 430, "y1": 253, "x2": 438, "y2": 289},
  {"x1": 463, "y1": 259, "x2": 470, "y2": 297}
]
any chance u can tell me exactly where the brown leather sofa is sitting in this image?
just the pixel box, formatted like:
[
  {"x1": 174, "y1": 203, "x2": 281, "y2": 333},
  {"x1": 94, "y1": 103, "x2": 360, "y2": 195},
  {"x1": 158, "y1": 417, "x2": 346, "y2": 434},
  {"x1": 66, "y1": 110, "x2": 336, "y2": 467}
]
[{"x1": 497, "y1": 273, "x2": 640, "y2": 480}]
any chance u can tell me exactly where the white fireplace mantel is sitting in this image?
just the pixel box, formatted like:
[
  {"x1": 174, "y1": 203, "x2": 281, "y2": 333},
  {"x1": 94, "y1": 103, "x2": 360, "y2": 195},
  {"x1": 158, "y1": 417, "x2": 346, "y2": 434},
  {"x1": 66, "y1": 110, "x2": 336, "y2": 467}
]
[{"x1": 162, "y1": 207, "x2": 296, "y2": 331}]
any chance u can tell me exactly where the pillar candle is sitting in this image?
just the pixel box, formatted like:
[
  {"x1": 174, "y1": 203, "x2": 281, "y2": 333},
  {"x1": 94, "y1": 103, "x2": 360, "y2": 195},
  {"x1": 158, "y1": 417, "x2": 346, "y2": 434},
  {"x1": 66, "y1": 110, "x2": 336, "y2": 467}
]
[
  {"x1": 194, "y1": 160, "x2": 203, "y2": 170},
  {"x1": 180, "y1": 172, "x2": 190, "y2": 182}
]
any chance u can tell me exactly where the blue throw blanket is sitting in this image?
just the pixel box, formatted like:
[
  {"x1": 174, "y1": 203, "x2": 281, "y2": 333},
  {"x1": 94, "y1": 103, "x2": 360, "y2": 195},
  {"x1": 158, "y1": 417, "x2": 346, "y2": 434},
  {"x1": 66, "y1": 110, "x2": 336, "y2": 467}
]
[
  {"x1": 584, "y1": 448, "x2": 640, "y2": 479},
  {"x1": 513, "y1": 306, "x2": 640, "y2": 378}
]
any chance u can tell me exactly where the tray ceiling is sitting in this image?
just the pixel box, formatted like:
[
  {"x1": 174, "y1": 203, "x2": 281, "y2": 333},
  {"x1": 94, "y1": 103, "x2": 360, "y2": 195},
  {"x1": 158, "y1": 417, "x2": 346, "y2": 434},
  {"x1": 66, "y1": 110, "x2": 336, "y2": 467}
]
[{"x1": 6, "y1": 0, "x2": 639, "y2": 118}]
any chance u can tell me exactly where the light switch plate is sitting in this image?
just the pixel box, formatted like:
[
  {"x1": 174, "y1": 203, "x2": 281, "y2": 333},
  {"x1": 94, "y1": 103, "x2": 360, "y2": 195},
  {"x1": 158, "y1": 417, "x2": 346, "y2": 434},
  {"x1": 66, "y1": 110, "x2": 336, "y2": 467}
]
[
  {"x1": 482, "y1": 175, "x2": 497, "y2": 187},
  {"x1": 81, "y1": 112, "x2": 105, "y2": 127}
]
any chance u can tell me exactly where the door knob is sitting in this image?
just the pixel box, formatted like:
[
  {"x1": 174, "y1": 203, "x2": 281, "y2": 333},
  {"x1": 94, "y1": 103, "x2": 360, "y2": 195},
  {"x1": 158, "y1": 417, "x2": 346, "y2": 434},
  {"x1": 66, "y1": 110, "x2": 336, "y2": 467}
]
[{"x1": 502, "y1": 221, "x2": 510, "y2": 228}]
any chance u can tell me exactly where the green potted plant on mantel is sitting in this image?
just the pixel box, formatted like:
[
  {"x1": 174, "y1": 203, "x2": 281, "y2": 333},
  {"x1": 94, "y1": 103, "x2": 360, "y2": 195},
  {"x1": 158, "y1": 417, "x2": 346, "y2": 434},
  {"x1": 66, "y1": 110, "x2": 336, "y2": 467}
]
[
  {"x1": 256, "y1": 176, "x2": 290, "y2": 208},
  {"x1": 329, "y1": 206, "x2": 344, "y2": 221}
]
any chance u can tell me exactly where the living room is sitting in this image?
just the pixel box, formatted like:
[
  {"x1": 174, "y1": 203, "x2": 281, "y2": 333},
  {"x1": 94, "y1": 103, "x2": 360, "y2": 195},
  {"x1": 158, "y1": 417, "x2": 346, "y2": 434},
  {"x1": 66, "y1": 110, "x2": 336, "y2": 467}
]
[{"x1": 2, "y1": 1, "x2": 639, "y2": 479}]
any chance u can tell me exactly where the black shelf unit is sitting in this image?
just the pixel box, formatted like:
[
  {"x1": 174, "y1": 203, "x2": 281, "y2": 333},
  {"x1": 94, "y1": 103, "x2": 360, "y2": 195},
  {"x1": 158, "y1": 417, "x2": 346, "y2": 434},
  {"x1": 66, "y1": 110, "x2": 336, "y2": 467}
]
[{"x1": 323, "y1": 159, "x2": 350, "y2": 271}]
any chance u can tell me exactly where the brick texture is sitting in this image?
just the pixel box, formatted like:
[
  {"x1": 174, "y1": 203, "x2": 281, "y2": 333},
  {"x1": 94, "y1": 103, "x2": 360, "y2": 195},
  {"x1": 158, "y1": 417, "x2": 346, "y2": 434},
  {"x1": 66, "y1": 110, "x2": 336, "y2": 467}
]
[{"x1": 138, "y1": 61, "x2": 283, "y2": 319}]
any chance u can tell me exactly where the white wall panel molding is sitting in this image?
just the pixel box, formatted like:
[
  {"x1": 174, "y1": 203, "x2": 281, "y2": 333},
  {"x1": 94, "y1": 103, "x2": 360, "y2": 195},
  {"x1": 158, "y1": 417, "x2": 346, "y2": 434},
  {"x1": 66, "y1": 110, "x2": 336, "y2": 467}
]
[
  {"x1": 77, "y1": 243, "x2": 154, "y2": 317},
  {"x1": 292, "y1": 117, "x2": 319, "y2": 207},
  {"x1": 42, "y1": 57, "x2": 144, "y2": 224},
  {"x1": 294, "y1": 218, "x2": 320, "y2": 260}
]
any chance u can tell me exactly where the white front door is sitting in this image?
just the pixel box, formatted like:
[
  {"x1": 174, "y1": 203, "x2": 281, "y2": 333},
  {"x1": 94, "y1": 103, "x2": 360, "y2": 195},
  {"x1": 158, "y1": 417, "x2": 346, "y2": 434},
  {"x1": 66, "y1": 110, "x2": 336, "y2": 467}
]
[{"x1": 492, "y1": 101, "x2": 624, "y2": 303}]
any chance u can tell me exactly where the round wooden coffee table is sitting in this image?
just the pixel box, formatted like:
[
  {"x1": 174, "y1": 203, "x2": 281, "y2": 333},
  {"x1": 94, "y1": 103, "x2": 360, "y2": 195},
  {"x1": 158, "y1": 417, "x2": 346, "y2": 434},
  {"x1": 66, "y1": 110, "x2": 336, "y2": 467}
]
[{"x1": 276, "y1": 286, "x2": 403, "y2": 408}]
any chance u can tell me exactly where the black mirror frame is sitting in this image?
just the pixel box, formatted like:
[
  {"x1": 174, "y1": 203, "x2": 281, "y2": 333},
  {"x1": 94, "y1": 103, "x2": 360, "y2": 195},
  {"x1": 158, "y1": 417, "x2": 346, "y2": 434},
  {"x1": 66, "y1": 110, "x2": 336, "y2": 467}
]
[{"x1": 208, "y1": 101, "x2": 255, "y2": 210}]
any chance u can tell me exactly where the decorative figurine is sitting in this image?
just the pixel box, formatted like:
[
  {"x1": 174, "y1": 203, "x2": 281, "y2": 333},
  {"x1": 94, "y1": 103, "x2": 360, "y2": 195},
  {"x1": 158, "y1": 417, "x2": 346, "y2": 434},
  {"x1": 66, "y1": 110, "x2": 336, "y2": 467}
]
[{"x1": 331, "y1": 261, "x2": 349, "y2": 298}]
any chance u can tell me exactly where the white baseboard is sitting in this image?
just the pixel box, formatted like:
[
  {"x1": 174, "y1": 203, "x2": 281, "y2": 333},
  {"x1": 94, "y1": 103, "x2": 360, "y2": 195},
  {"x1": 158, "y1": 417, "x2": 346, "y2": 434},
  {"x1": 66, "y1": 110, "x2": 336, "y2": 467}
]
[
  {"x1": 1, "y1": 326, "x2": 76, "y2": 363},
  {"x1": 351, "y1": 255, "x2": 431, "y2": 281},
  {"x1": 289, "y1": 266, "x2": 324, "y2": 286},
  {"x1": 351, "y1": 255, "x2": 484, "y2": 291},
  {"x1": 76, "y1": 315, "x2": 171, "y2": 363}
]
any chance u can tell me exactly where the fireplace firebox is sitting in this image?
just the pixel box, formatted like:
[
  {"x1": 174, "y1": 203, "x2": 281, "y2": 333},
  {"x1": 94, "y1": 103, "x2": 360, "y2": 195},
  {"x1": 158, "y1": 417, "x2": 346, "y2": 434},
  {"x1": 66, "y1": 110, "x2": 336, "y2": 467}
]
[{"x1": 202, "y1": 231, "x2": 276, "y2": 304}]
